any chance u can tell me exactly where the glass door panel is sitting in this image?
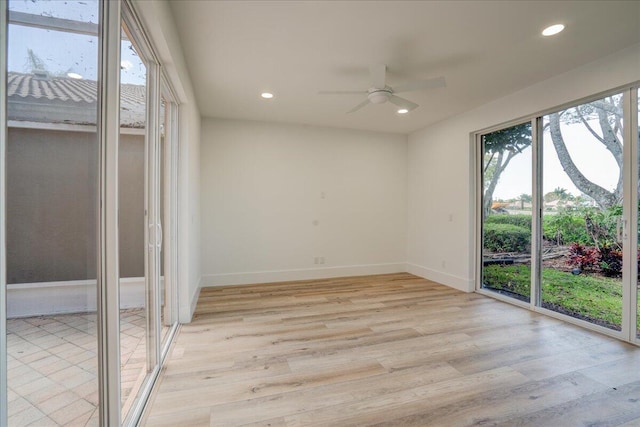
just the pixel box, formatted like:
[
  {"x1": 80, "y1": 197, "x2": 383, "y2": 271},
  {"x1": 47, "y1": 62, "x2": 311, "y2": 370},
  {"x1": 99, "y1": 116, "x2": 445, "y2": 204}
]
[
  {"x1": 159, "y1": 88, "x2": 178, "y2": 350},
  {"x1": 541, "y1": 94, "x2": 624, "y2": 331},
  {"x1": 119, "y1": 20, "x2": 155, "y2": 421},
  {"x1": 637, "y1": 89, "x2": 640, "y2": 339},
  {"x1": 481, "y1": 122, "x2": 533, "y2": 302},
  {"x1": 159, "y1": 96, "x2": 169, "y2": 346},
  {"x1": 6, "y1": 0, "x2": 101, "y2": 425}
]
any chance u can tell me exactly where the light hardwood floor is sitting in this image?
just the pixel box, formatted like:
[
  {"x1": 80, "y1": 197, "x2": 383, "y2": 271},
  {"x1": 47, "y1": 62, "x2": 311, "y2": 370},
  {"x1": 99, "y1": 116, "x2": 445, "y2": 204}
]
[{"x1": 142, "y1": 273, "x2": 640, "y2": 426}]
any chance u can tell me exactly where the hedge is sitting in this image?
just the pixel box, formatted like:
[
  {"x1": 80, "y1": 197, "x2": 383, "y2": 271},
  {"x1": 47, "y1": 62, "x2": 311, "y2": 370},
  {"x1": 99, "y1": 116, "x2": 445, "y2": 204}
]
[
  {"x1": 483, "y1": 223, "x2": 530, "y2": 252},
  {"x1": 485, "y1": 214, "x2": 532, "y2": 230}
]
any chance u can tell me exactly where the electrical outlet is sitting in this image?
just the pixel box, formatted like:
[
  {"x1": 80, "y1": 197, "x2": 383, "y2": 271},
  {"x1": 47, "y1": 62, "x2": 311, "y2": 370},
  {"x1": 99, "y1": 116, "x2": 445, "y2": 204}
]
[{"x1": 320, "y1": 257, "x2": 325, "y2": 264}]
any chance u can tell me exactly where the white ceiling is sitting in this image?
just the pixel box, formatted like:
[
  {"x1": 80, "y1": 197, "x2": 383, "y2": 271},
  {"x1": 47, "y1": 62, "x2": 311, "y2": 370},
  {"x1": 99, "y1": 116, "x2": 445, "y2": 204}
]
[{"x1": 169, "y1": 1, "x2": 640, "y2": 134}]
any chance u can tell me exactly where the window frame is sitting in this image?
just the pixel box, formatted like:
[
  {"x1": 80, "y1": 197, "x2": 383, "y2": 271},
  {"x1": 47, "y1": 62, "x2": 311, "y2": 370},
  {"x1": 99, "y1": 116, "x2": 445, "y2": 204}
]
[{"x1": 475, "y1": 83, "x2": 640, "y2": 344}]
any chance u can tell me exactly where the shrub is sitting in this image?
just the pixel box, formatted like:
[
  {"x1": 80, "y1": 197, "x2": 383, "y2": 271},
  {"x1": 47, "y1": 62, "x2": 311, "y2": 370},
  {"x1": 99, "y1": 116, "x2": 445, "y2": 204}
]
[
  {"x1": 543, "y1": 210, "x2": 591, "y2": 245},
  {"x1": 483, "y1": 223, "x2": 530, "y2": 253},
  {"x1": 485, "y1": 214, "x2": 532, "y2": 230},
  {"x1": 599, "y1": 245, "x2": 623, "y2": 277},
  {"x1": 567, "y1": 243, "x2": 599, "y2": 271}
]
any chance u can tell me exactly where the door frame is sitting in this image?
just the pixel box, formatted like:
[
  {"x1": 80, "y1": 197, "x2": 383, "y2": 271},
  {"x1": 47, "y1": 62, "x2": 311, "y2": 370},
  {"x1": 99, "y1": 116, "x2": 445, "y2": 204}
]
[{"x1": 475, "y1": 85, "x2": 640, "y2": 345}]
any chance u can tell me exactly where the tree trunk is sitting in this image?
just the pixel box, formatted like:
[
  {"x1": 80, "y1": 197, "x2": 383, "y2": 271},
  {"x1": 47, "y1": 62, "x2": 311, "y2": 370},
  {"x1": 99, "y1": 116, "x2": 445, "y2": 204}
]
[
  {"x1": 483, "y1": 150, "x2": 517, "y2": 216},
  {"x1": 549, "y1": 113, "x2": 619, "y2": 208}
]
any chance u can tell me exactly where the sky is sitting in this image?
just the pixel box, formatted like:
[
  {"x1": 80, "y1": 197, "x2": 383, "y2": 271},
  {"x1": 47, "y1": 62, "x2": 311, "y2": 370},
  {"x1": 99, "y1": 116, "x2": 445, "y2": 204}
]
[
  {"x1": 491, "y1": 117, "x2": 623, "y2": 201},
  {"x1": 7, "y1": 0, "x2": 146, "y2": 85}
]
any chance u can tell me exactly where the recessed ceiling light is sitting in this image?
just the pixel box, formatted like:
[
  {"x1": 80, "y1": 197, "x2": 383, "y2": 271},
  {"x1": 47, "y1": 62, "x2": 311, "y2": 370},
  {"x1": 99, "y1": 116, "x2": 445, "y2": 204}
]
[
  {"x1": 261, "y1": 92, "x2": 274, "y2": 99},
  {"x1": 397, "y1": 108, "x2": 409, "y2": 114},
  {"x1": 542, "y1": 24, "x2": 565, "y2": 37},
  {"x1": 67, "y1": 72, "x2": 83, "y2": 79}
]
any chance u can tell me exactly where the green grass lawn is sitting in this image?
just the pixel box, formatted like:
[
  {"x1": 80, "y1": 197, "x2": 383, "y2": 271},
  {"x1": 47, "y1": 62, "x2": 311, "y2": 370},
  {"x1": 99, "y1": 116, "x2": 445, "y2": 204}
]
[{"x1": 483, "y1": 264, "x2": 639, "y2": 331}]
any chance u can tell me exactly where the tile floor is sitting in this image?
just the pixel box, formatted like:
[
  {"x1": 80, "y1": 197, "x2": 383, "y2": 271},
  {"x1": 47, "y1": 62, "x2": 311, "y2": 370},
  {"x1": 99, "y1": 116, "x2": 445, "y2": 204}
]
[{"x1": 7, "y1": 309, "x2": 148, "y2": 426}]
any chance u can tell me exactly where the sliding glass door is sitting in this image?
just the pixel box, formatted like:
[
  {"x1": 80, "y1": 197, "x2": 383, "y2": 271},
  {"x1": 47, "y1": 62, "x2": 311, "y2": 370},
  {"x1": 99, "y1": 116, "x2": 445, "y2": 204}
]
[
  {"x1": 1, "y1": 0, "x2": 180, "y2": 425},
  {"x1": 481, "y1": 122, "x2": 533, "y2": 303},
  {"x1": 5, "y1": 1, "x2": 101, "y2": 424},
  {"x1": 159, "y1": 88, "x2": 178, "y2": 351},
  {"x1": 478, "y1": 87, "x2": 640, "y2": 343},
  {"x1": 118, "y1": 16, "x2": 156, "y2": 423},
  {"x1": 541, "y1": 94, "x2": 624, "y2": 331}
]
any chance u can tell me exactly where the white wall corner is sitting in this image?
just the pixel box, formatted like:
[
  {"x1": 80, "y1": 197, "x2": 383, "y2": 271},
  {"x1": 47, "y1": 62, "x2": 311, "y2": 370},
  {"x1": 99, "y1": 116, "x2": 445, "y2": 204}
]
[
  {"x1": 406, "y1": 263, "x2": 474, "y2": 293},
  {"x1": 179, "y1": 277, "x2": 201, "y2": 323}
]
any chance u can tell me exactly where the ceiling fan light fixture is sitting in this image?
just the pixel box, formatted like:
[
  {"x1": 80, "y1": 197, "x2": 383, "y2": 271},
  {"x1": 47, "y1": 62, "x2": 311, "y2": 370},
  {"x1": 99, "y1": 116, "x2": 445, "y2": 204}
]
[
  {"x1": 368, "y1": 90, "x2": 390, "y2": 104},
  {"x1": 397, "y1": 108, "x2": 409, "y2": 114},
  {"x1": 542, "y1": 24, "x2": 565, "y2": 36},
  {"x1": 261, "y1": 92, "x2": 274, "y2": 99}
]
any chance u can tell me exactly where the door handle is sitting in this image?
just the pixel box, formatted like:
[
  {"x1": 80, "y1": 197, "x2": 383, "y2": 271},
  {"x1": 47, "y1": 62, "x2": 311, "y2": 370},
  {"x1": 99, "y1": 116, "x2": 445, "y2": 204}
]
[{"x1": 156, "y1": 223, "x2": 163, "y2": 249}]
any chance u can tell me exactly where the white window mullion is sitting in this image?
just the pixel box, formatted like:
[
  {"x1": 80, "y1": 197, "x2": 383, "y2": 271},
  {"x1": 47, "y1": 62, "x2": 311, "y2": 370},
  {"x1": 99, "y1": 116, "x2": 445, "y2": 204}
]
[
  {"x1": 0, "y1": 2, "x2": 9, "y2": 424},
  {"x1": 161, "y1": 76, "x2": 180, "y2": 330},
  {"x1": 475, "y1": 133, "x2": 483, "y2": 292},
  {"x1": 626, "y1": 87, "x2": 639, "y2": 343},
  {"x1": 531, "y1": 117, "x2": 543, "y2": 308},
  {"x1": 97, "y1": 0, "x2": 122, "y2": 424}
]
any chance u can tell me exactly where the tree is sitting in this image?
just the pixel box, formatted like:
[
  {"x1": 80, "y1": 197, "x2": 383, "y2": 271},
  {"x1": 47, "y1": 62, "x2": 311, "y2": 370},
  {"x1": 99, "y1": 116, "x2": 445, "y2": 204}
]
[
  {"x1": 483, "y1": 123, "x2": 532, "y2": 216},
  {"x1": 484, "y1": 95, "x2": 635, "y2": 215},
  {"x1": 547, "y1": 96, "x2": 623, "y2": 208},
  {"x1": 25, "y1": 48, "x2": 47, "y2": 73},
  {"x1": 519, "y1": 193, "x2": 532, "y2": 209},
  {"x1": 23, "y1": 48, "x2": 71, "y2": 77},
  {"x1": 553, "y1": 187, "x2": 570, "y2": 200}
]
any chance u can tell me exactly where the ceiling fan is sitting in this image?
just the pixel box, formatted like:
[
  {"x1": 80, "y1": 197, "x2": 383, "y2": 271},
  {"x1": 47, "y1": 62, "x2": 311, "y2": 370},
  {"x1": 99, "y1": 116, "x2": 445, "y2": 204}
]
[{"x1": 318, "y1": 64, "x2": 446, "y2": 113}]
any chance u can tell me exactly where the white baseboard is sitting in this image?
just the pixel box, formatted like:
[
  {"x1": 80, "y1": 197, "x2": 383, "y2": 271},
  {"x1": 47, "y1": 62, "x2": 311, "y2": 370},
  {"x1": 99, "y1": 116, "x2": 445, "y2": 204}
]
[
  {"x1": 201, "y1": 263, "x2": 407, "y2": 287},
  {"x1": 7, "y1": 277, "x2": 145, "y2": 318},
  {"x1": 406, "y1": 263, "x2": 474, "y2": 292}
]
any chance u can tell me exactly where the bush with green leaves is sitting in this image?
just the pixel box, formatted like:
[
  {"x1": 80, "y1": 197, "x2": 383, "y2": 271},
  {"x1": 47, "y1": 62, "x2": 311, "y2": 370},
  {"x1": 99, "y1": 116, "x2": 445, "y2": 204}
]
[
  {"x1": 485, "y1": 214, "x2": 531, "y2": 230},
  {"x1": 543, "y1": 209, "x2": 591, "y2": 245},
  {"x1": 542, "y1": 205, "x2": 623, "y2": 247},
  {"x1": 483, "y1": 223, "x2": 530, "y2": 253}
]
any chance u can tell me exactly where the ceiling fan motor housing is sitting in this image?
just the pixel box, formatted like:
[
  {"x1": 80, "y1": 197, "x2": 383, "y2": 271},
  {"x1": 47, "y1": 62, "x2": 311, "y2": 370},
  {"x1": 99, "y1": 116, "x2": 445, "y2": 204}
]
[{"x1": 368, "y1": 88, "x2": 392, "y2": 104}]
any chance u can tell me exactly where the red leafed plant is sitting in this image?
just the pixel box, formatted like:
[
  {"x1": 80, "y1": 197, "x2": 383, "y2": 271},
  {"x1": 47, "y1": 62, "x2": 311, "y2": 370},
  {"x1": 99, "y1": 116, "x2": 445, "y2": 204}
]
[{"x1": 567, "y1": 243, "x2": 599, "y2": 272}]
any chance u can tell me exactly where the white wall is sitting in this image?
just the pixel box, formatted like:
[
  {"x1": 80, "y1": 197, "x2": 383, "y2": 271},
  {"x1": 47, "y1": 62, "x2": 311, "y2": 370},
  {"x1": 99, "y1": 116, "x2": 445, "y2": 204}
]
[
  {"x1": 201, "y1": 119, "x2": 407, "y2": 286},
  {"x1": 407, "y1": 43, "x2": 640, "y2": 292},
  {"x1": 136, "y1": 1, "x2": 201, "y2": 322}
]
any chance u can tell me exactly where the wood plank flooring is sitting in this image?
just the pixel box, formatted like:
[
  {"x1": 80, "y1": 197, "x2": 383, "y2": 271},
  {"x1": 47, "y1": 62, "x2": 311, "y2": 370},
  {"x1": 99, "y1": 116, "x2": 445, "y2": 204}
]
[{"x1": 141, "y1": 273, "x2": 640, "y2": 426}]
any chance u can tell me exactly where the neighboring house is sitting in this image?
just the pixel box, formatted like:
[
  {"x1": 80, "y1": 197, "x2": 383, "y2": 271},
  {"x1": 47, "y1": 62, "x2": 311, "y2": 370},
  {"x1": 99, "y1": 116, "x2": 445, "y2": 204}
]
[{"x1": 7, "y1": 72, "x2": 148, "y2": 316}]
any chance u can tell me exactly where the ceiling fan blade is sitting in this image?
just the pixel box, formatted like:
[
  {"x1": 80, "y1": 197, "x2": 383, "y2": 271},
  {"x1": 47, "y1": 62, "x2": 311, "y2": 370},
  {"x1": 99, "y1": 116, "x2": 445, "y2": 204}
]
[
  {"x1": 388, "y1": 95, "x2": 418, "y2": 111},
  {"x1": 318, "y1": 90, "x2": 367, "y2": 95},
  {"x1": 393, "y1": 76, "x2": 446, "y2": 94},
  {"x1": 369, "y1": 64, "x2": 386, "y2": 89},
  {"x1": 347, "y1": 99, "x2": 370, "y2": 113}
]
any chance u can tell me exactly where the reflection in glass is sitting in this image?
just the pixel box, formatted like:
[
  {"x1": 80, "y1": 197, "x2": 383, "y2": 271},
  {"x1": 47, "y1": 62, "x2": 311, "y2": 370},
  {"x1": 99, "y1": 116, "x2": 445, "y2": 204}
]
[
  {"x1": 119, "y1": 20, "x2": 153, "y2": 422},
  {"x1": 6, "y1": 0, "x2": 101, "y2": 425},
  {"x1": 481, "y1": 122, "x2": 533, "y2": 303}
]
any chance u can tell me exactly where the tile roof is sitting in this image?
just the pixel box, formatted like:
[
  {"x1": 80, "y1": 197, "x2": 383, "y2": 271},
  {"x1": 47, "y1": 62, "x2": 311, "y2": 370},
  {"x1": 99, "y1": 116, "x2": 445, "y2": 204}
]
[{"x1": 7, "y1": 72, "x2": 146, "y2": 128}]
